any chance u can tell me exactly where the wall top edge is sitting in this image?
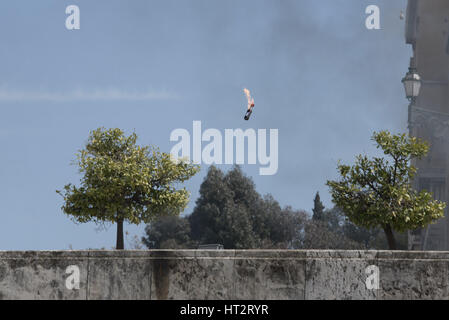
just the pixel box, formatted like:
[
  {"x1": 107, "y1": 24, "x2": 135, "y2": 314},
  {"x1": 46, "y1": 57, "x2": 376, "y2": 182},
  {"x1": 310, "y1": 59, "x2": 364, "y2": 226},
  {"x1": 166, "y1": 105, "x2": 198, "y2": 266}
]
[{"x1": 1, "y1": 250, "x2": 449, "y2": 260}]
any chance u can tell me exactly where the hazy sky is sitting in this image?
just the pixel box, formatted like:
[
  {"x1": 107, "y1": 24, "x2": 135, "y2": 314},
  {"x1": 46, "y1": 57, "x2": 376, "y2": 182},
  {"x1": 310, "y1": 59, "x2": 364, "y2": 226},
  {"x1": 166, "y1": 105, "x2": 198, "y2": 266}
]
[{"x1": 0, "y1": 0, "x2": 411, "y2": 250}]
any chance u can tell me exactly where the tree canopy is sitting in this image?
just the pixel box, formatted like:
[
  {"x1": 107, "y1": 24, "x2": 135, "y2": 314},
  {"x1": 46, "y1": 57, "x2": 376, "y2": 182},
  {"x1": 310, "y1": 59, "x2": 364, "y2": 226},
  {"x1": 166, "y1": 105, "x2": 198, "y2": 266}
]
[
  {"x1": 144, "y1": 165, "x2": 305, "y2": 249},
  {"x1": 327, "y1": 130, "x2": 445, "y2": 249},
  {"x1": 57, "y1": 127, "x2": 199, "y2": 249}
]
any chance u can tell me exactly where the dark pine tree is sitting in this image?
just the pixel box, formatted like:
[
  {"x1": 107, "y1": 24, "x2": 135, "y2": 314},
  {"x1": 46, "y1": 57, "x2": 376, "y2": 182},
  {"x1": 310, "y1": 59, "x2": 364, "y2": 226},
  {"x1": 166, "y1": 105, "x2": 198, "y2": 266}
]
[{"x1": 312, "y1": 192, "x2": 325, "y2": 221}]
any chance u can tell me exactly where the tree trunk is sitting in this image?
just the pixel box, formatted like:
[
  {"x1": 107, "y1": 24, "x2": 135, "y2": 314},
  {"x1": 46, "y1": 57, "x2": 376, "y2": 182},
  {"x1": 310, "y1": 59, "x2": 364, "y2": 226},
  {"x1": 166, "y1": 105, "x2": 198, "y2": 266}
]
[
  {"x1": 383, "y1": 224, "x2": 397, "y2": 250},
  {"x1": 116, "y1": 218, "x2": 124, "y2": 250}
]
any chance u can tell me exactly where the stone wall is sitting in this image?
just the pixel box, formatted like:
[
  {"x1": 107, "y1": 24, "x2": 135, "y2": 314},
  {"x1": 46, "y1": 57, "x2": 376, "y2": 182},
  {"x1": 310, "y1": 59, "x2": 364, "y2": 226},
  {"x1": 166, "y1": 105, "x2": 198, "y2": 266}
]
[{"x1": 0, "y1": 250, "x2": 448, "y2": 300}]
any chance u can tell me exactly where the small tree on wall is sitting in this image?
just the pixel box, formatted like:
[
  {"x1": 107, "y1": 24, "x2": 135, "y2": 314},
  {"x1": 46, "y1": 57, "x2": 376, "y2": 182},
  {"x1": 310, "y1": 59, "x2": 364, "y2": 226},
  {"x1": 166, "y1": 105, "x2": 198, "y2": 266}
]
[
  {"x1": 57, "y1": 127, "x2": 199, "y2": 249},
  {"x1": 327, "y1": 130, "x2": 445, "y2": 250}
]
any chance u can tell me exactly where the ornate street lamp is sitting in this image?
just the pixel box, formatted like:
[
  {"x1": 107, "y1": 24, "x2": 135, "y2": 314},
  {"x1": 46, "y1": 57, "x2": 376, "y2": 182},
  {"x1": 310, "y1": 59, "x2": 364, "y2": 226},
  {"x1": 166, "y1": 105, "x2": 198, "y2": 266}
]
[
  {"x1": 402, "y1": 67, "x2": 421, "y2": 102},
  {"x1": 402, "y1": 66, "x2": 421, "y2": 129}
]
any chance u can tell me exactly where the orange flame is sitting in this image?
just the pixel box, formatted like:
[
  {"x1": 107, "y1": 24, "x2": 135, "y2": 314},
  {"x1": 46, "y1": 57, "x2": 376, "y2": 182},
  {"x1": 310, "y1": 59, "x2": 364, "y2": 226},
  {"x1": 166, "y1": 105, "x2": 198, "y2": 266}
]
[{"x1": 243, "y1": 88, "x2": 254, "y2": 110}]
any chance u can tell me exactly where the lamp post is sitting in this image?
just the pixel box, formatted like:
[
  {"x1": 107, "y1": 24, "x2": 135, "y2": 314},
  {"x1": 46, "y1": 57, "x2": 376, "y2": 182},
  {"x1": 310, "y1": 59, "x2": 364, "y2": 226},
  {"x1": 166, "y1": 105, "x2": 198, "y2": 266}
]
[
  {"x1": 402, "y1": 66, "x2": 422, "y2": 250},
  {"x1": 402, "y1": 66, "x2": 422, "y2": 129}
]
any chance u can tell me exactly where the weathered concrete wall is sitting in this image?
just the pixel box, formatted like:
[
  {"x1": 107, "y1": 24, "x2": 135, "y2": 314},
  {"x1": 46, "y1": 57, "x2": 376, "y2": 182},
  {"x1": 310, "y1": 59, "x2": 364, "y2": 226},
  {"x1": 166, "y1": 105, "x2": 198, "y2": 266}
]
[{"x1": 0, "y1": 250, "x2": 448, "y2": 300}]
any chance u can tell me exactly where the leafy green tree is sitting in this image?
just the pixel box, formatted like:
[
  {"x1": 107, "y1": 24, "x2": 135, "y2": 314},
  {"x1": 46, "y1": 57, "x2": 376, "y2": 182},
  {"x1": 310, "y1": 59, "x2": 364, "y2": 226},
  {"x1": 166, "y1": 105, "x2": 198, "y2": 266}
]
[
  {"x1": 258, "y1": 195, "x2": 306, "y2": 248},
  {"x1": 189, "y1": 166, "x2": 257, "y2": 248},
  {"x1": 57, "y1": 128, "x2": 199, "y2": 249},
  {"x1": 327, "y1": 130, "x2": 446, "y2": 249},
  {"x1": 188, "y1": 165, "x2": 305, "y2": 249},
  {"x1": 312, "y1": 192, "x2": 325, "y2": 221},
  {"x1": 142, "y1": 215, "x2": 194, "y2": 249}
]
